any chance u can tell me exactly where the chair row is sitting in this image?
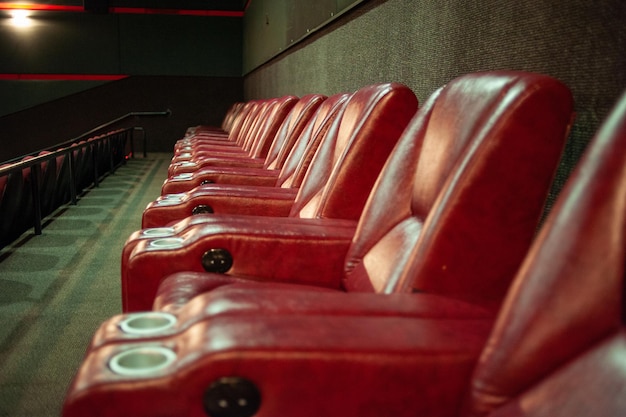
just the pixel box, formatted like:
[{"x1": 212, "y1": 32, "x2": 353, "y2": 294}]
[
  {"x1": 63, "y1": 71, "x2": 626, "y2": 416},
  {"x1": 0, "y1": 129, "x2": 130, "y2": 248}
]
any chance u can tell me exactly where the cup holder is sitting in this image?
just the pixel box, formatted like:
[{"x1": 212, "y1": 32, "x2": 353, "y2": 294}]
[
  {"x1": 155, "y1": 198, "x2": 183, "y2": 206},
  {"x1": 162, "y1": 193, "x2": 185, "y2": 200},
  {"x1": 119, "y1": 312, "x2": 177, "y2": 335},
  {"x1": 173, "y1": 173, "x2": 194, "y2": 179},
  {"x1": 109, "y1": 346, "x2": 176, "y2": 376},
  {"x1": 141, "y1": 227, "x2": 176, "y2": 237},
  {"x1": 149, "y1": 237, "x2": 184, "y2": 249}
]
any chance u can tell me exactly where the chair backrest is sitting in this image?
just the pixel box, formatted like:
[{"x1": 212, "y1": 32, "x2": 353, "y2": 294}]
[
  {"x1": 342, "y1": 72, "x2": 574, "y2": 309},
  {"x1": 246, "y1": 95, "x2": 299, "y2": 159},
  {"x1": 278, "y1": 92, "x2": 352, "y2": 188},
  {"x1": 167, "y1": 98, "x2": 289, "y2": 177},
  {"x1": 237, "y1": 99, "x2": 281, "y2": 153},
  {"x1": 464, "y1": 91, "x2": 626, "y2": 417},
  {"x1": 289, "y1": 83, "x2": 419, "y2": 221},
  {"x1": 179, "y1": 100, "x2": 256, "y2": 147},
  {"x1": 263, "y1": 94, "x2": 327, "y2": 170},
  {"x1": 217, "y1": 99, "x2": 267, "y2": 150},
  {"x1": 221, "y1": 101, "x2": 245, "y2": 133}
]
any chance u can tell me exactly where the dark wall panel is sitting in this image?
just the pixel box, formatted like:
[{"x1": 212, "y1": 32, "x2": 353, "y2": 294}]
[
  {"x1": 0, "y1": 12, "x2": 242, "y2": 77},
  {"x1": 0, "y1": 76, "x2": 243, "y2": 162},
  {"x1": 0, "y1": 12, "x2": 120, "y2": 74},
  {"x1": 0, "y1": 80, "x2": 110, "y2": 117},
  {"x1": 118, "y1": 15, "x2": 242, "y2": 76},
  {"x1": 0, "y1": 11, "x2": 242, "y2": 118}
]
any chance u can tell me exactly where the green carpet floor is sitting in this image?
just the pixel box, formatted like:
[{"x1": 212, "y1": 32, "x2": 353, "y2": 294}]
[{"x1": 0, "y1": 153, "x2": 170, "y2": 417}]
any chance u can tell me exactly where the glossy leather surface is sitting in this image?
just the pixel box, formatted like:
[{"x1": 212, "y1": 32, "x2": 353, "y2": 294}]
[
  {"x1": 63, "y1": 73, "x2": 581, "y2": 416},
  {"x1": 350, "y1": 72, "x2": 573, "y2": 305},
  {"x1": 168, "y1": 96, "x2": 297, "y2": 176},
  {"x1": 175, "y1": 101, "x2": 255, "y2": 148},
  {"x1": 64, "y1": 85, "x2": 626, "y2": 417},
  {"x1": 94, "y1": 284, "x2": 494, "y2": 349},
  {"x1": 152, "y1": 72, "x2": 572, "y2": 314},
  {"x1": 145, "y1": 84, "x2": 416, "y2": 227},
  {"x1": 146, "y1": 94, "x2": 350, "y2": 226},
  {"x1": 195, "y1": 94, "x2": 326, "y2": 171},
  {"x1": 466, "y1": 91, "x2": 626, "y2": 417},
  {"x1": 161, "y1": 93, "x2": 349, "y2": 194},
  {"x1": 130, "y1": 73, "x2": 572, "y2": 316},
  {"x1": 122, "y1": 216, "x2": 359, "y2": 311},
  {"x1": 63, "y1": 314, "x2": 493, "y2": 417},
  {"x1": 125, "y1": 83, "x2": 418, "y2": 310}
]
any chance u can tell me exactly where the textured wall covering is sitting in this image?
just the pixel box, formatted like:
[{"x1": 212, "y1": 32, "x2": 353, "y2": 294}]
[{"x1": 244, "y1": 0, "x2": 626, "y2": 206}]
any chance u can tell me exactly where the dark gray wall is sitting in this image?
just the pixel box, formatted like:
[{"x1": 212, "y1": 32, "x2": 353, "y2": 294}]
[
  {"x1": 0, "y1": 76, "x2": 242, "y2": 161},
  {"x1": 0, "y1": 11, "x2": 242, "y2": 117},
  {"x1": 243, "y1": 0, "x2": 626, "y2": 208},
  {"x1": 243, "y1": 0, "x2": 366, "y2": 73},
  {"x1": 0, "y1": 11, "x2": 243, "y2": 160}
]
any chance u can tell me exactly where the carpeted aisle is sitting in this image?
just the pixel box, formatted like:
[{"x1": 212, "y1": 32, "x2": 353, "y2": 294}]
[{"x1": 0, "y1": 153, "x2": 170, "y2": 417}]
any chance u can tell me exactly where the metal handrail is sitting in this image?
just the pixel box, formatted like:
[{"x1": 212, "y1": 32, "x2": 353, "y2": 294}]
[
  {"x1": 3, "y1": 110, "x2": 171, "y2": 165},
  {"x1": 0, "y1": 110, "x2": 170, "y2": 245}
]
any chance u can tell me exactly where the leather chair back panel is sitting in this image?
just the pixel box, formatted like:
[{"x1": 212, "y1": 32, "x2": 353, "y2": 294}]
[
  {"x1": 291, "y1": 83, "x2": 419, "y2": 220},
  {"x1": 168, "y1": 97, "x2": 299, "y2": 177},
  {"x1": 168, "y1": 100, "x2": 268, "y2": 176},
  {"x1": 344, "y1": 72, "x2": 573, "y2": 303},
  {"x1": 161, "y1": 94, "x2": 344, "y2": 195},
  {"x1": 278, "y1": 93, "x2": 351, "y2": 188},
  {"x1": 465, "y1": 91, "x2": 626, "y2": 416},
  {"x1": 487, "y1": 332, "x2": 626, "y2": 417},
  {"x1": 265, "y1": 94, "x2": 326, "y2": 170}
]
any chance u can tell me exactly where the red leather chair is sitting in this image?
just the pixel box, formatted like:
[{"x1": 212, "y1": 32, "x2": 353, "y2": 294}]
[
  {"x1": 167, "y1": 96, "x2": 298, "y2": 176},
  {"x1": 463, "y1": 91, "x2": 626, "y2": 417},
  {"x1": 183, "y1": 101, "x2": 246, "y2": 139},
  {"x1": 175, "y1": 101, "x2": 258, "y2": 148},
  {"x1": 161, "y1": 93, "x2": 348, "y2": 193},
  {"x1": 63, "y1": 89, "x2": 625, "y2": 417},
  {"x1": 170, "y1": 95, "x2": 324, "y2": 171},
  {"x1": 141, "y1": 83, "x2": 417, "y2": 228},
  {"x1": 121, "y1": 71, "x2": 571, "y2": 313},
  {"x1": 169, "y1": 99, "x2": 276, "y2": 163}
]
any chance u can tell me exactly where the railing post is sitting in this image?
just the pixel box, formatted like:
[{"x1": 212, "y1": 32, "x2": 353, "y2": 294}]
[
  {"x1": 108, "y1": 135, "x2": 115, "y2": 173},
  {"x1": 30, "y1": 163, "x2": 43, "y2": 235},
  {"x1": 92, "y1": 142, "x2": 99, "y2": 187},
  {"x1": 130, "y1": 128, "x2": 136, "y2": 159},
  {"x1": 68, "y1": 148, "x2": 77, "y2": 205}
]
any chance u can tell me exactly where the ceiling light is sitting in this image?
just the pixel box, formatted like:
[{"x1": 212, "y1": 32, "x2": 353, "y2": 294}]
[{"x1": 10, "y1": 9, "x2": 32, "y2": 27}]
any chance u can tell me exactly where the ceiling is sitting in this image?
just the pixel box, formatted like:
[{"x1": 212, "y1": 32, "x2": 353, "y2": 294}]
[{"x1": 0, "y1": 1, "x2": 250, "y2": 15}]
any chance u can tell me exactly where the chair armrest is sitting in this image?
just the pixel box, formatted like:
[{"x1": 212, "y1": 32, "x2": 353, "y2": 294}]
[
  {"x1": 64, "y1": 314, "x2": 492, "y2": 417},
  {"x1": 91, "y1": 288, "x2": 495, "y2": 349},
  {"x1": 162, "y1": 167, "x2": 280, "y2": 194},
  {"x1": 142, "y1": 186, "x2": 299, "y2": 228},
  {"x1": 122, "y1": 216, "x2": 358, "y2": 311}
]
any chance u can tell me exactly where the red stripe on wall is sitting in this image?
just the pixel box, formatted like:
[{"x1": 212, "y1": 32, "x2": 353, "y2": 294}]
[
  {"x1": 0, "y1": 3, "x2": 84, "y2": 12},
  {"x1": 0, "y1": 3, "x2": 244, "y2": 16},
  {"x1": 0, "y1": 74, "x2": 129, "y2": 81}
]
